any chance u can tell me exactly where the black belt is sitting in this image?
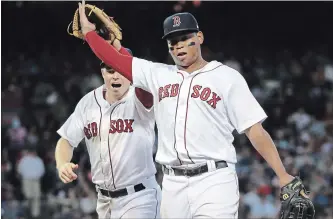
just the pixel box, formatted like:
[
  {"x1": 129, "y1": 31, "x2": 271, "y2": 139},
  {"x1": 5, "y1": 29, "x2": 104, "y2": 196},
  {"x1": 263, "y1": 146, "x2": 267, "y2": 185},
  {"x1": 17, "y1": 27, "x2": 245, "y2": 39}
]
[
  {"x1": 163, "y1": 160, "x2": 228, "y2": 177},
  {"x1": 99, "y1": 183, "x2": 146, "y2": 198}
]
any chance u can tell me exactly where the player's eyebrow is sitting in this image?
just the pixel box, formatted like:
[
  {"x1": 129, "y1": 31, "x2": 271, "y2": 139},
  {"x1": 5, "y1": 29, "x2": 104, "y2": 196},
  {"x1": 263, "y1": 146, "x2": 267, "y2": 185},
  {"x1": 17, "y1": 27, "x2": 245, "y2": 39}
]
[
  {"x1": 168, "y1": 33, "x2": 195, "y2": 46},
  {"x1": 101, "y1": 65, "x2": 115, "y2": 73},
  {"x1": 106, "y1": 68, "x2": 115, "y2": 73}
]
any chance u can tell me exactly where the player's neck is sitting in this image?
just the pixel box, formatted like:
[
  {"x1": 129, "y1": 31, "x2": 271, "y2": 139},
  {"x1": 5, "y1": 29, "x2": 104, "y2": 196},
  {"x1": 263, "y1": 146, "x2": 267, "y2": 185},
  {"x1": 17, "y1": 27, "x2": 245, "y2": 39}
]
[
  {"x1": 105, "y1": 89, "x2": 129, "y2": 104},
  {"x1": 179, "y1": 57, "x2": 208, "y2": 74}
]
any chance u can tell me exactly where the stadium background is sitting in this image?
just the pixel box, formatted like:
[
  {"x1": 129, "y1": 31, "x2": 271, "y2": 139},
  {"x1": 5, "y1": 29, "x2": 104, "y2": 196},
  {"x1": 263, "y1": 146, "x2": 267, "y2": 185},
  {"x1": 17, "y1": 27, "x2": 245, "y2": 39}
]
[{"x1": 1, "y1": 1, "x2": 333, "y2": 219}]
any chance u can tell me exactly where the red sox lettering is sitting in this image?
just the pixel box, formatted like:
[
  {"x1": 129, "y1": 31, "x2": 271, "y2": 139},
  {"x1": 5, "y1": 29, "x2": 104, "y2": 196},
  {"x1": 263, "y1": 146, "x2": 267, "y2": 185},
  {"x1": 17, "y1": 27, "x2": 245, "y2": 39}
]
[
  {"x1": 191, "y1": 85, "x2": 221, "y2": 109},
  {"x1": 84, "y1": 122, "x2": 98, "y2": 139},
  {"x1": 109, "y1": 119, "x2": 134, "y2": 134},
  {"x1": 158, "y1": 84, "x2": 179, "y2": 101},
  {"x1": 84, "y1": 119, "x2": 134, "y2": 139},
  {"x1": 158, "y1": 83, "x2": 222, "y2": 109}
]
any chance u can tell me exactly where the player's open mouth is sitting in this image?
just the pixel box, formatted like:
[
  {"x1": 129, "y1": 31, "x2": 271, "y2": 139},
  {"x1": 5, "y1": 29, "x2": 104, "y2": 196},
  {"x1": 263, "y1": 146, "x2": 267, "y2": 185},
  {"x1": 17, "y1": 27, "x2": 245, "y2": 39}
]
[
  {"x1": 111, "y1": 83, "x2": 122, "y2": 88},
  {"x1": 177, "y1": 52, "x2": 187, "y2": 59}
]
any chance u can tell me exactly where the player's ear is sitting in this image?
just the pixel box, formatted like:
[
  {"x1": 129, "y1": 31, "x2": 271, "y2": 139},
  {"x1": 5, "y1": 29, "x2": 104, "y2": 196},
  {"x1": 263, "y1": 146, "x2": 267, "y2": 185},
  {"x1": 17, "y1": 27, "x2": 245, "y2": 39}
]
[
  {"x1": 197, "y1": 31, "x2": 204, "y2": 45},
  {"x1": 167, "y1": 41, "x2": 174, "y2": 53},
  {"x1": 101, "y1": 68, "x2": 106, "y2": 79}
]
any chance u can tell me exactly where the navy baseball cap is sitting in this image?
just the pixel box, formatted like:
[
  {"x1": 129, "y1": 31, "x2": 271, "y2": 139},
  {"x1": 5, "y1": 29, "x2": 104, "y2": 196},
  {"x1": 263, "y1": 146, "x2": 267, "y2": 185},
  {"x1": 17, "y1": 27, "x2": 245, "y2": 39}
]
[
  {"x1": 100, "y1": 48, "x2": 133, "y2": 69},
  {"x1": 162, "y1": 12, "x2": 200, "y2": 40}
]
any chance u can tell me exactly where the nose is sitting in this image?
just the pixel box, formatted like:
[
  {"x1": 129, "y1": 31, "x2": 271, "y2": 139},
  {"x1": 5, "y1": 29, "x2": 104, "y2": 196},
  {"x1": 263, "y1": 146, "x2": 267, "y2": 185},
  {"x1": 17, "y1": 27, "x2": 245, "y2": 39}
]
[
  {"x1": 175, "y1": 41, "x2": 184, "y2": 49},
  {"x1": 112, "y1": 73, "x2": 119, "y2": 80}
]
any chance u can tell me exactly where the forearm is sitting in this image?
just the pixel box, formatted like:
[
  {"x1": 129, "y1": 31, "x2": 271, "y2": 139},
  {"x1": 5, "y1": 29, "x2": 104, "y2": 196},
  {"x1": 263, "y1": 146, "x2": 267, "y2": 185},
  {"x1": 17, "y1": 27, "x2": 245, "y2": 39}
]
[
  {"x1": 119, "y1": 46, "x2": 132, "y2": 56},
  {"x1": 85, "y1": 31, "x2": 133, "y2": 81},
  {"x1": 246, "y1": 124, "x2": 287, "y2": 178},
  {"x1": 55, "y1": 138, "x2": 74, "y2": 169}
]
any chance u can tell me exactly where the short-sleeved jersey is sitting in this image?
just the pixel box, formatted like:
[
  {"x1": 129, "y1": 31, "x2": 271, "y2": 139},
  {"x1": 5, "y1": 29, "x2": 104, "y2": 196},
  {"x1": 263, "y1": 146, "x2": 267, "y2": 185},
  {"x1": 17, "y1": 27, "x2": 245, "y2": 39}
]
[
  {"x1": 132, "y1": 59, "x2": 267, "y2": 166},
  {"x1": 57, "y1": 85, "x2": 156, "y2": 190}
]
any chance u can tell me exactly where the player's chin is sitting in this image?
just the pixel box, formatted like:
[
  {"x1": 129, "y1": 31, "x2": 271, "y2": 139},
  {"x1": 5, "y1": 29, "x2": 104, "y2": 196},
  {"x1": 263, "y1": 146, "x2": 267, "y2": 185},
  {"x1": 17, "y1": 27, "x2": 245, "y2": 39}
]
[
  {"x1": 178, "y1": 59, "x2": 193, "y2": 68},
  {"x1": 109, "y1": 87, "x2": 121, "y2": 94}
]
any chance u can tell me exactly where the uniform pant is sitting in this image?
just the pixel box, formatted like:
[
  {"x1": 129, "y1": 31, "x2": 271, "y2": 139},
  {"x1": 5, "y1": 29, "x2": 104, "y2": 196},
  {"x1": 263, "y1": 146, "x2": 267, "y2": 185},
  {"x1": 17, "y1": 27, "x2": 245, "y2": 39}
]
[
  {"x1": 96, "y1": 176, "x2": 161, "y2": 219},
  {"x1": 161, "y1": 161, "x2": 239, "y2": 218},
  {"x1": 22, "y1": 178, "x2": 41, "y2": 217}
]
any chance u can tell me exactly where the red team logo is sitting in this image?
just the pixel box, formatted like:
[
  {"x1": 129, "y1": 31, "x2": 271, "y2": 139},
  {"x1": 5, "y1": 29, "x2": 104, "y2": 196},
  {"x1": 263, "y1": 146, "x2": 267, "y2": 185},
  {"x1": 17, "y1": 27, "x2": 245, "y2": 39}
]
[
  {"x1": 84, "y1": 119, "x2": 134, "y2": 139},
  {"x1": 158, "y1": 84, "x2": 222, "y2": 109},
  {"x1": 172, "y1": 16, "x2": 181, "y2": 27},
  {"x1": 84, "y1": 122, "x2": 98, "y2": 139},
  {"x1": 109, "y1": 119, "x2": 134, "y2": 134},
  {"x1": 190, "y1": 85, "x2": 222, "y2": 109}
]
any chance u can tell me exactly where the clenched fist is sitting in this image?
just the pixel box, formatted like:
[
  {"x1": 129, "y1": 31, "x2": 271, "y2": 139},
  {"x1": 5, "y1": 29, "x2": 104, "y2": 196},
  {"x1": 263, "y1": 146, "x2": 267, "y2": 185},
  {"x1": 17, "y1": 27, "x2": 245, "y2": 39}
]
[{"x1": 57, "y1": 163, "x2": 79, "y2": 183}]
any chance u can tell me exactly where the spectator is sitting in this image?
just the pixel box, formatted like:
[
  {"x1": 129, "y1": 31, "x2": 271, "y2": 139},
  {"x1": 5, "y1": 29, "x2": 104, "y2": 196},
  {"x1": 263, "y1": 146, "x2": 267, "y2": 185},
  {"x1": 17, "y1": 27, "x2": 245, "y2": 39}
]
[
  {"x1": 26, "y1": 126, "x2": 39, "y2": 147},
  {"x1": 7, "y1": 117, "x2": 27, "y2": 149},
  {"x1": 1, "y1": 149, "x2": 12, "y2": 184},
  {"x1": 243, "y1": 185, "x2": 279, "y2": 219},
  {"x1": 287, "y1": 108, "x2": 312, "y2": 132},
  {"x1": 17, "y1": 148, "x2": 45, "y2": 219},
  {"x1": 1, "y1": 190, "x2": 23, "y2": 219}
]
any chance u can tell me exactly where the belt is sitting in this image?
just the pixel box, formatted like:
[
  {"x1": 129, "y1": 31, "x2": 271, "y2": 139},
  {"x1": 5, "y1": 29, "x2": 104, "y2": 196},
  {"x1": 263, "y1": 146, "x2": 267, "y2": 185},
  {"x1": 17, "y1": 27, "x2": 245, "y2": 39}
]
[
  {"x1": 163, "y1": 160, "x2": 228, "y2": 177},
  {"x1": 99, "y1": 183, "x2": 146, "y2": 198}
]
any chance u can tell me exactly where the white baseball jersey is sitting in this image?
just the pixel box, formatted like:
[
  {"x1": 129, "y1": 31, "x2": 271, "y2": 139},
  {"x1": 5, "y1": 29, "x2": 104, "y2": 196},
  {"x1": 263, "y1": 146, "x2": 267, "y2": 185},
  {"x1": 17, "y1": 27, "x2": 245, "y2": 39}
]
[
  {"x1": 57, "y1": 85, "x2": 156, "y2": 190},
  {"x1": 132, "y1": 59, "x2": 267, "y2": 166}
]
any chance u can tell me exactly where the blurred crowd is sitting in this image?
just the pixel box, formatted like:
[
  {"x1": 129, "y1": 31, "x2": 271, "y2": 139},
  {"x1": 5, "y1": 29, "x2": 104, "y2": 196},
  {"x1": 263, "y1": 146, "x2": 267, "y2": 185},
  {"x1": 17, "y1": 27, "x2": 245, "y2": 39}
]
[
  {"x1": 2, "y1": 44, "x2": 333, "y2": 219},
  {"x1": 2, "y1": 1, "x2": 333, "y2": 219}
]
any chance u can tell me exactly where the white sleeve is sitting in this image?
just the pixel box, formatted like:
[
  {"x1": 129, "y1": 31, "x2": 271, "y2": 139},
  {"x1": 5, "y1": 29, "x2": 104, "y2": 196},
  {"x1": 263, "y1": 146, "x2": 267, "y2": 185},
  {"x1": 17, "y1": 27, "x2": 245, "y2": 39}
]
[
  {"x1": 225, "y1": 71, "x2": 267, "y2": 134},
  {"x1": 57, "y1": 100, "x2": 85, "y2": 148},
  {"x1": 132, "y1": 57, "x2": 172, "y2": 94},
  {"x1": 132, "y1": 57, "x2": 155, "y2": 92}
]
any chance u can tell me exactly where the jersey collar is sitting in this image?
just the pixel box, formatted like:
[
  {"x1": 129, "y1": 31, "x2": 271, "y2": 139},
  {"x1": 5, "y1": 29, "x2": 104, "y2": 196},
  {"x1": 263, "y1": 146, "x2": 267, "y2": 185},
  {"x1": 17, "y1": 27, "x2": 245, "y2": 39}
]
[
  {"x1": 177, "y1": 60, "x2": 223, "y2": 76},
  {"x1": 95, "y1": 85, "x2": 134, "y2": 108}
]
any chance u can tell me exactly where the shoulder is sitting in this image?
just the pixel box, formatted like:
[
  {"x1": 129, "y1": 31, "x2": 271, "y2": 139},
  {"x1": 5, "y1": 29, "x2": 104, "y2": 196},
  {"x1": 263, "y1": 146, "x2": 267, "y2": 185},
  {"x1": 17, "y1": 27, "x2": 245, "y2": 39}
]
[
  {"x1": 132, "y1": 57, "x2": 176, "y2": 73},
  {"x1": 218, "y1": 63, "x2": 243, "y2": 78},
  {"x1": 75, "y1": 86, "x2": 103, "y2": 112},
  {"x1": 211, "y1": 62, "x2": 246, "y2": 85}
]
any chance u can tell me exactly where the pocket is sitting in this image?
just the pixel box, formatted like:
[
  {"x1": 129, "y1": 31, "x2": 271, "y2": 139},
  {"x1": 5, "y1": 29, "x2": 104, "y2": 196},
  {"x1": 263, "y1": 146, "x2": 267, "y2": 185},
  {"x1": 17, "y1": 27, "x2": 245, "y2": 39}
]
[
  {"x1": 161, "y1": 176, "x2": 170, "y2": 191},
  {"x1": 161, "y1": 175, "x2": 187, "y2": 192},
  {"x1": 193, "y1": 178, "x2": 239, "y2": 218},
  {"x1": 202, "y1": 166, "x2": 236, "y2": 184}
]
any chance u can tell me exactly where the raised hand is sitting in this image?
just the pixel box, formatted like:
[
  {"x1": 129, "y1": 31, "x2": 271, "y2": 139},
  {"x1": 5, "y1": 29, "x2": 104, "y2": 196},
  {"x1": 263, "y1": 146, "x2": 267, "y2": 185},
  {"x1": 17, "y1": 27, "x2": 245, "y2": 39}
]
[{"x1": 78, "y1": 0, "x2": 96, "y2": 36}]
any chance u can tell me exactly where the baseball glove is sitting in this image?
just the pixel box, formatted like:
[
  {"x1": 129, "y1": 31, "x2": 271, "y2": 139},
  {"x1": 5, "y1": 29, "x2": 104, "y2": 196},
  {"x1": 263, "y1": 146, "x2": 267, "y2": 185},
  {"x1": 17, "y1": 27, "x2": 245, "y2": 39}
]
[
  {"x1": 67, "y1": 4, "x2": 122, "y2": 43},
  {"x1": 280, "y1": 177, "x2": 315, "y2": 219}
]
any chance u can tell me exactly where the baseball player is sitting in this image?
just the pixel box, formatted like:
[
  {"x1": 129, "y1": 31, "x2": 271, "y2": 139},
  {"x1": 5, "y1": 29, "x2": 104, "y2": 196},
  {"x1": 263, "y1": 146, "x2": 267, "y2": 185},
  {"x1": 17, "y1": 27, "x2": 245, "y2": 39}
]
[
  {"x1": 55, "y1": 46, "x2": 161, "y2": 219},
  {"x1": 78, "y1": 1, "x2": 296, "y2": 218}
]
